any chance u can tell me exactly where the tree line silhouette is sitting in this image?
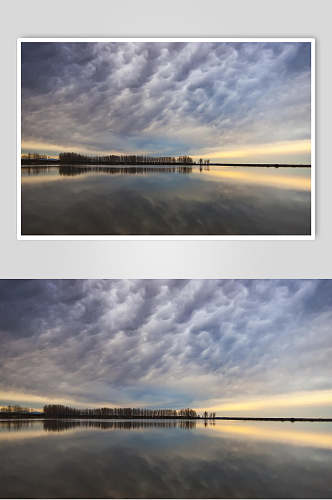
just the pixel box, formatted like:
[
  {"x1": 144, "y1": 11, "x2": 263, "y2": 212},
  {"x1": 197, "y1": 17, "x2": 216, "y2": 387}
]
[
  {"x1": 58, "y1": 152, "x2": 195, "y2": 165},
  {"x1": 43, "y1": 405, "x2": 216, "y2": 419},
  {"x1": 21, "y1": 152, "x2": 214, "y2": 167},
  {"x1": 0, "y1": 403, "x2": 216, "y2": 420},
  {"x1": 43, "y1": 405, "x2": 201, "y2": 419}
]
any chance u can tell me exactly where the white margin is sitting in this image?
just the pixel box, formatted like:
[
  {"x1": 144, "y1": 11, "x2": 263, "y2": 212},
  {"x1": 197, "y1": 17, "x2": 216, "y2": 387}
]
[
  {"x1": 17, "y1": 37, "x2": 315, "y2": 241},
  {"x1": 17, "y1": 39, "x2": 22, "y2": 239}
]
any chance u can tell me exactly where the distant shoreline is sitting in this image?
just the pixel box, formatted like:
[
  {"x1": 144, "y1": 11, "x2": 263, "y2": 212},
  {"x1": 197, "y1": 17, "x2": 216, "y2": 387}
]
[
  {"x1": 210, "y1": 163, "x2": 311, "y2": 168},
  {"x1": 21, "y1": 161, "x2": 311, "y2": 168},
  {"x1": 0, "y1": 414, "x2": 330, "y2": 422},
  {"x1": 216, "y1": 417, "x2": 332, "y2": 422}
]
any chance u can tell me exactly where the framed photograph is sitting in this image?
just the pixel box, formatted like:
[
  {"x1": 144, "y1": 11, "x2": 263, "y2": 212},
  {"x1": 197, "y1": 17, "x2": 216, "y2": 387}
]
[
  {"x1": 17, "y1": 38, "x2": 315, "y2": 239},
  {"x1": 1, "y1": 279, "x2": 332, "y2": 499}
]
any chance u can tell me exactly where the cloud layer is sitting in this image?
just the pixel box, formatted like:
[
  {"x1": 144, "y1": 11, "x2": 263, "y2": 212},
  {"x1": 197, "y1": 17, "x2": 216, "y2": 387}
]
[
  {"x1": 1, "y1": 280, "x2": 331, "y2": 414},
  {"x1": 21, "y1": 42, "x2": 311, "y2": 162}
]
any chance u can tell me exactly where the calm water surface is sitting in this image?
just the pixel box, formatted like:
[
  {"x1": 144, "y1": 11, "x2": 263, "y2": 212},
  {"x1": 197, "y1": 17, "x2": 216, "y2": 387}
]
[
  {"x1": 1, "y1": 418, "x2": 331, "y2": 498},
  {"x1": 21, "y1": 165, "x2": 311, "y2": 235}
]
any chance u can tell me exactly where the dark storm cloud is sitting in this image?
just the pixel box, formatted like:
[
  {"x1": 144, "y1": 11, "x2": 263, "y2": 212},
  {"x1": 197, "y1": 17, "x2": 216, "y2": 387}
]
[
  {"x1": 1, "y1": 280, "x2": 331, "y2": 409},
  {"x1": 21, "y1": 41, "x2": 311, "y2": 157}
]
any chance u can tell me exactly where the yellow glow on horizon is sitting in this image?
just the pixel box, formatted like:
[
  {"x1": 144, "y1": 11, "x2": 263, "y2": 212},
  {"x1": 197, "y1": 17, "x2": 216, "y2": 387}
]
[
  {"x1": 193, "y1": 139, "x2": 311, "y2": 161},
  {"x1": 197, "y1": 390, "x2": 332, "y2": 414},
  {"x1": 22, "y1": 139, "x2": 310, "y2": 162},
  {"x1": 0, "y1": 390, "x2": 116, "y2": 409},
  {"x1": 0, "y1": 390, "x2": 78, "y2": 406},
  {"x1": 21, "y1": 141, "x2": 142, "y2": 157},
  {"x1": 0, "y1": 390, "x2": 162, "y2": 412},
  {"x1": 3, "y1": 389, "x2": 331, "y2": 420},
  {"x1": 21, "y1": 141, "x2": 89, "y2": 155}
]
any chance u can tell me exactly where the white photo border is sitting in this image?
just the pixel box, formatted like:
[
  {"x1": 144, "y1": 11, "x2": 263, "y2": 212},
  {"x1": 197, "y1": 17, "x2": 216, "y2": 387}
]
[{"x1": 17, "y1": 37, "x2": 315, "y2": 241}]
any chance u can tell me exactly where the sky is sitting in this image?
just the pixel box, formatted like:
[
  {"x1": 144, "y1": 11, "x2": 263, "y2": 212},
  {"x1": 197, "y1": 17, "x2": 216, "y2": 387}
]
[
  {"x1": 21, "y1": 41, "x2": 312, "y2": 163},
  {"x1": 1, "y1": 279, "x2": 331, "y2": 417}
]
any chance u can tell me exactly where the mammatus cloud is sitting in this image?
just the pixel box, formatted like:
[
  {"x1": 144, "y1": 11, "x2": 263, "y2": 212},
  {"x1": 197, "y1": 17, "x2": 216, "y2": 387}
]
[
  {"x1": 0, "y1": 280, "x2": 331, "y2": 415},
  {"x1": 21, "y1": 42, "x2": 311, "y2": 162}
]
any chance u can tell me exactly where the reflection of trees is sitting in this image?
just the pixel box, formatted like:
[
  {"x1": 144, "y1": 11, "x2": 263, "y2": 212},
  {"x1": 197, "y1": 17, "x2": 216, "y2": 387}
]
[
  {"x1": 0, "y1": 420, "x2": 35, "y2": 431},
  {"x1": 21, "y1": 165, "x2": 204, "y2": 178},
  {"x1": 43, "y1": 419, "x2": 197, "y2": 433},
  {"x1": 58, "y1": 166, "x2": 193, "y2": 177},
  {"x1": 22, "y1": 167, "x2": 57, "y2": 176}
]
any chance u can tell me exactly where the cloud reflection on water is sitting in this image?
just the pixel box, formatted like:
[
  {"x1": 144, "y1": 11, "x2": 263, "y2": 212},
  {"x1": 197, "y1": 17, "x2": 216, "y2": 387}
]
[
  {"x1": 1, "y1": 418, "x2": 332, "y2": 498},
  {"x1": 21, "y1": 166, "x2": 311, "y2": 235},
  {"x1": 198, "y1": 166, "x2": 310, "y2": 191}
]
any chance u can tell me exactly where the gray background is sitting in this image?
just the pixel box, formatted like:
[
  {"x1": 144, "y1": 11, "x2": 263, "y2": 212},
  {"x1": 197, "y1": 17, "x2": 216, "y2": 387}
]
[{"x1": 0, "y1": 0, "x2": 330, "y2": 278}]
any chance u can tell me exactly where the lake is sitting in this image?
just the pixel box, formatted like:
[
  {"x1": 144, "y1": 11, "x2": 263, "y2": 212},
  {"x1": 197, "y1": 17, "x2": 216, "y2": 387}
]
[
  {"x1": 21, "y1": 165, "x2": 311, "y2": 236},
  {"x1": 1, "y1": 418, "x2": 331, "y2": 498}
]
